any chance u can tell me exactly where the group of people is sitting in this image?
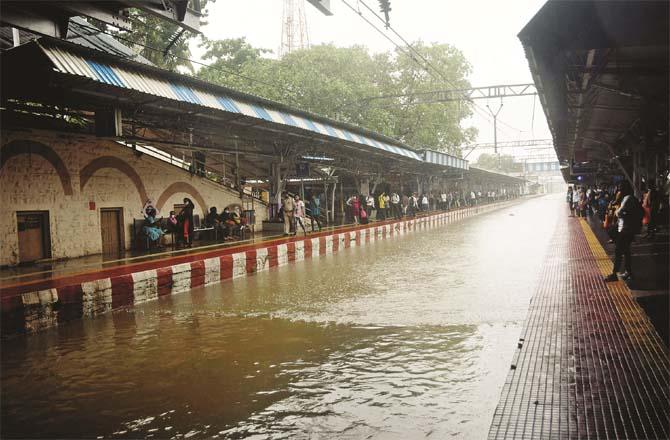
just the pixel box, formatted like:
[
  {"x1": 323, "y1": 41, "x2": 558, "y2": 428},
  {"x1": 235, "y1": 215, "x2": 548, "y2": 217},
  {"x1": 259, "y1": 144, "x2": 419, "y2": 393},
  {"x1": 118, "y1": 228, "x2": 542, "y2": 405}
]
[
  {"x1": 345, "y1": 192, "x2": 423, "y2": 224},
  {"x1": 567, "y1": 183, "x2": 663, "y2": 239},
  {"x1": 141, "y1": 197, "x2": 247, "y2": 250},
  {"x1": 567, "y1": 180, "x2": 666, "y2": 283},
  {"x1": 280, "y1": 192, "x2": 322, "y2": 236},
  {"x1": 343, "y1": 188, "x2": 517, "y2": 224},
  {"x1": 140, "y1": 197, "x2": 196, "y2": 249},
  {"x1": 567, "y1": 185, "x2": 610, "y2": 219},
  {"x1": 204, "y1": 205, "x2": 244, "y2": 241}
]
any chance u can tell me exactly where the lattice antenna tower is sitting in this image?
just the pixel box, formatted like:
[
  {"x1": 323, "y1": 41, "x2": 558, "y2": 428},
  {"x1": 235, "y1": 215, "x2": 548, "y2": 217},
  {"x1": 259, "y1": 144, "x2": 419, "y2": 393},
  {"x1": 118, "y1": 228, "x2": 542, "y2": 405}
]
[{"x1": 280, "y1": 0, "x2": 310, "y2": 57}]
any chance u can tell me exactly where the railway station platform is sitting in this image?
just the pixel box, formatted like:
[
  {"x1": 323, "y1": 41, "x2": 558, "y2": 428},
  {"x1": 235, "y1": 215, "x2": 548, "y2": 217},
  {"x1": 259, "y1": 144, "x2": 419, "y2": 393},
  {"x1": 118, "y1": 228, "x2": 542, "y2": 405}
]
[{"x1": 488, "y1": 212, "x2": 670, "y2": 439}]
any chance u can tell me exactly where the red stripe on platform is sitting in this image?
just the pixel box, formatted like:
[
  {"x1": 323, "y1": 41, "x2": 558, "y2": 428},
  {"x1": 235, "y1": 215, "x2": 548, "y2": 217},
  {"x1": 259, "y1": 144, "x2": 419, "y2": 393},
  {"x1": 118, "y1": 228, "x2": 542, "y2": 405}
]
[
  {"x1": 220, "y1": 255, "x2": 233, "y2": 280},
  {"x1": 57, "y1": 284, "x2": 84, "y2": 306},
  {"x1": 287, "y1": 242, "x2": 296, "y2": 261},
  {"x1": 319, "y1": 236, "x2": 327, "y2": 255},
  {"x1": 245, "y1": 250, "x2": 257, "y2": 274},
  {"x1": 156, "y1": 267, "x2": 173, "y2": 297},
  {"x1": 303, "y1": 239, "x2": 312, "y2": 258},
  {"x1": 111, "y1": 274, "x2": 134, "y2": 308},
  {"x1": 332, "y1": 235, "x2": 339, "y2": 253},
  {"x1": 56, "y1": 284, "x2": 84, "y2": 323},
  {"x1": 267, "y1": 245, "x2": 278, "y2": 268},
  {"x1": 190, "y1": 260, "x2": 205, "y2": 288}
]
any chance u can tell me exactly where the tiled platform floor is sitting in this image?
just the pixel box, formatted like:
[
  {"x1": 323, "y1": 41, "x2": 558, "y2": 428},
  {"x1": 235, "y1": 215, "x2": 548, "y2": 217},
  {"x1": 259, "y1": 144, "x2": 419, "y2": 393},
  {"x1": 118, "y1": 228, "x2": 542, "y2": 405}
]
[{"x1": 488, "y1": 215, "x2": 670, "y2": 439}]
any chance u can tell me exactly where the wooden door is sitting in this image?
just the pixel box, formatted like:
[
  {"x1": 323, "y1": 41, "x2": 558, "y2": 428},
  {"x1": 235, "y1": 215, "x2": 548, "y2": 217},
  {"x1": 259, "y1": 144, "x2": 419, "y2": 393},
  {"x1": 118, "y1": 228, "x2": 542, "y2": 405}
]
[
  {"x1": 100, "y1": 208, "x2": 122, "y2": 256},
  {"x1": 17, "y1": 211, "x2": 50, "y2": 263}
]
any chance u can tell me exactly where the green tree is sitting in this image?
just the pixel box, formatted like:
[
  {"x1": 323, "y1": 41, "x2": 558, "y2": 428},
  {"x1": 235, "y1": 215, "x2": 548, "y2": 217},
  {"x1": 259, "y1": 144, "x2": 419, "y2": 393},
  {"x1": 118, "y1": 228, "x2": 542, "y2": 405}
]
[
  {"x1": 109, "y1": 2, "x2": 214, "y2": 72},
  {"x1": 196, "y1": 40, "x2": 477, "y2": 155},
  {"x1": 197, "y1": 37, "x2": 272, "y2": 84},
  {"x1": 386, "y1": 41, "x2": 476, "y2": 155}
]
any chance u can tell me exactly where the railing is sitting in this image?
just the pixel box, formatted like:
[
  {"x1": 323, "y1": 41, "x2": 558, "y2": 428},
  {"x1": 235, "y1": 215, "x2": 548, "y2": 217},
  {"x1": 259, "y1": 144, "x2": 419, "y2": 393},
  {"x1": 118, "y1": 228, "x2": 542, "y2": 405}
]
[{"x1": 120, "y1": 142, "x2": 267, "y2": 205}]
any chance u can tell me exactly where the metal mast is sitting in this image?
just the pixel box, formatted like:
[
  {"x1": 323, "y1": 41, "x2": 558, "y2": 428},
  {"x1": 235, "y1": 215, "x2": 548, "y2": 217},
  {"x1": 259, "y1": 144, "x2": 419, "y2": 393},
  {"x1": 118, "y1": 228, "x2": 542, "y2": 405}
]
[{"x1": 280, "y1": 0, "x2": 310, "y2": 57}]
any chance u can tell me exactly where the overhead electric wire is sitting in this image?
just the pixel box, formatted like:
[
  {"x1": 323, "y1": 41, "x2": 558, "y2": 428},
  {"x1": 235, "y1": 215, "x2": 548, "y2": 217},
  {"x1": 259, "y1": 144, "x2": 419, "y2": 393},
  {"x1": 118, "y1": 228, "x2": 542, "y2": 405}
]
[
  {"x1": 339, "y1": 0, "x2": 420, "y2": 68},
  {"x1": 349, "y1": 0, "x2": 526, "y2": 134}
]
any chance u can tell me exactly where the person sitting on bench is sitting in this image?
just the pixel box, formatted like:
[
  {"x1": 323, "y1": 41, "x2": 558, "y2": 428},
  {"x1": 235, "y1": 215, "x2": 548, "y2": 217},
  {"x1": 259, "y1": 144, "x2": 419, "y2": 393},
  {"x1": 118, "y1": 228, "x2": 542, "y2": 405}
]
[
  {"x1": 142, "y1": 208, "x2": 164, "y2": 248},
  {"x1": 228, "y1": 207, "x2": 243, "y2": 238}
]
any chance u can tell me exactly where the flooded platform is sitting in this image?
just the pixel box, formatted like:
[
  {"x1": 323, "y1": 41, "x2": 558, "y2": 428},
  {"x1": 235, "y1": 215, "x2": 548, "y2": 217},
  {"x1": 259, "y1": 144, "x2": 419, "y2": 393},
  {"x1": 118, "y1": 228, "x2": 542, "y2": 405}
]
[
  {"x1": 1, "y1": 201, "x2": 514, "y2": 336},
  {"x1": 2, "y1": 195, "x2": 668, "y2": 439},
  {"x1": 1, "y1": 196, "x2": 543, "y2": 438},
  {"x1": 488, "y1": 211, "x2": 670, "y2": 439}
]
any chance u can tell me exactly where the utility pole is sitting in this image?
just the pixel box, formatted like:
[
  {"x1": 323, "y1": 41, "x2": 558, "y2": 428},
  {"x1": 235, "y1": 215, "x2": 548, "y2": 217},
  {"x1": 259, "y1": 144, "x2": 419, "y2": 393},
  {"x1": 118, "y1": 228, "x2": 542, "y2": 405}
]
[{"x1": 486, "y1": 100, "x2": 503, "y2": 170}]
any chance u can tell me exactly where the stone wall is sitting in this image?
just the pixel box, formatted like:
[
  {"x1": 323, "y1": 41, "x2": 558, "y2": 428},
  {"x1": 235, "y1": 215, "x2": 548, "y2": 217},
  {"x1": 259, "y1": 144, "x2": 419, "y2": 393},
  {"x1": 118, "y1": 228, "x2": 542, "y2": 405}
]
[{"x1": 0, "y1": 129, "x2": 267, "y2": 266}]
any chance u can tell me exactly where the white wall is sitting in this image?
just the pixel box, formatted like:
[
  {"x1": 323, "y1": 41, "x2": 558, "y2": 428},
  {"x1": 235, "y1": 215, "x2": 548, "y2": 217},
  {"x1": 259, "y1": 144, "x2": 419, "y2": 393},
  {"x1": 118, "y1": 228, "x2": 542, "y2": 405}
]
[{"x1": 0, "y1": 129, "x2": 267, "y2": 266}]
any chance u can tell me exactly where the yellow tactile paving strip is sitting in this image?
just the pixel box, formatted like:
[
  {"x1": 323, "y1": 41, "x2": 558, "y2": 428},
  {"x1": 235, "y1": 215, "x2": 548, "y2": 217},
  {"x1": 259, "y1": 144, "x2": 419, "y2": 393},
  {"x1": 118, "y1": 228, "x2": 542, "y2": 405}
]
[
  {"x1": 580, "y1": 219, "x2": 667, "y2": 347},
  {"x1": 579, "y1": 219, "x2": 613, "y2": 276}
]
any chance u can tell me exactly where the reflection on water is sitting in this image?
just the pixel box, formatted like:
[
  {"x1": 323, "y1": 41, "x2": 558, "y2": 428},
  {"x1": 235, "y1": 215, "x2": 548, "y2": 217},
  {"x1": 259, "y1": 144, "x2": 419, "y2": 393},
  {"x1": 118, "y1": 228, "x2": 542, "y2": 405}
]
[{"x1": 2, "y1": 196, "x2": 561, "y2": 439}]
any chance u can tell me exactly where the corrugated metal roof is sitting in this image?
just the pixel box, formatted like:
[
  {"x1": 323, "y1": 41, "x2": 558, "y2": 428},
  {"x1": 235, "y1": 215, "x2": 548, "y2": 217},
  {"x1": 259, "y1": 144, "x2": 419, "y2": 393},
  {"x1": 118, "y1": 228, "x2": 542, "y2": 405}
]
[
  {"x1": 37, "y1": 40, "x2": 437, "y2": 164},
  {"x1": 423, "y1": 149, "x2": 468, "y2": 170},
  {"x1": 67, "y1": 17, "x2": 154, "y2": 66}
]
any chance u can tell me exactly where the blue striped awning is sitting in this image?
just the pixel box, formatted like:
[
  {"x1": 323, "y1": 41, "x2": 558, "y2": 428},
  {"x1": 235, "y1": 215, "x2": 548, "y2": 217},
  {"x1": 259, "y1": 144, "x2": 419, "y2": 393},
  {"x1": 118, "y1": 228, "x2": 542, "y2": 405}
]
[
  {"x1": 41, "y1": 43, "x2": 429, "y2": 163},
  {"x1": 423, "y1": 150, "x2": 468, "y2": 170}
]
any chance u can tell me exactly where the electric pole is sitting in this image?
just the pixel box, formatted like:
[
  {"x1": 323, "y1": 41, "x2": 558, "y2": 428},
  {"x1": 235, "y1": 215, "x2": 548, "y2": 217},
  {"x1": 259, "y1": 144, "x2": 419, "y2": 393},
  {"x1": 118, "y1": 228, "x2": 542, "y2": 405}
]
[{"x1": 486, "y1": 100, "x2": 503, "y2": 170}]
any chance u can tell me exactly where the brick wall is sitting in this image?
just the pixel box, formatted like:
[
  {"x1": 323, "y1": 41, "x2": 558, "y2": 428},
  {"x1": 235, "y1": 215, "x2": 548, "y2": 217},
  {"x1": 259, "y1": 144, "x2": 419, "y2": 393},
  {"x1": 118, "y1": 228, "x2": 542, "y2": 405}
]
[{"x1": 0, "y1": 129, "x2": 267, "y2": 266}]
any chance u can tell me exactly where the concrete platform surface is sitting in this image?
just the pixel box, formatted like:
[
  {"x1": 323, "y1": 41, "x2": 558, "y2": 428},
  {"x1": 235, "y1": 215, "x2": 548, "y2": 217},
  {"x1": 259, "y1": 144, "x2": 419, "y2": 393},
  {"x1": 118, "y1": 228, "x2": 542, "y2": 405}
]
[{"x1": 488, "y1": 215, "x2": 670, "y2": 439}]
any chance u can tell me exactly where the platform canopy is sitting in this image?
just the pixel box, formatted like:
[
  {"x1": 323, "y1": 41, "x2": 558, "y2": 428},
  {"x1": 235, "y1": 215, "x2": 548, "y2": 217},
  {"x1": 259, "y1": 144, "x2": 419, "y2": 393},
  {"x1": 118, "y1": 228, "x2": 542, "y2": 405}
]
[
  {"x1": 1, "y1": 37, "x2": 471, "y2": 175},
  {"x1": 519, "y1": 0, "x2": 669, "y2": 185}
]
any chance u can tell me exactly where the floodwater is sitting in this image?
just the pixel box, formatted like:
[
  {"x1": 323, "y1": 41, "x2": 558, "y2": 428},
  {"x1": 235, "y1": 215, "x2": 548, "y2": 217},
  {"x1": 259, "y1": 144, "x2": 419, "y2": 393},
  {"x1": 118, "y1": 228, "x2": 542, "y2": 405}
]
[{"x1": 2, "y1": 195, "x2": 561, "y2": 439}]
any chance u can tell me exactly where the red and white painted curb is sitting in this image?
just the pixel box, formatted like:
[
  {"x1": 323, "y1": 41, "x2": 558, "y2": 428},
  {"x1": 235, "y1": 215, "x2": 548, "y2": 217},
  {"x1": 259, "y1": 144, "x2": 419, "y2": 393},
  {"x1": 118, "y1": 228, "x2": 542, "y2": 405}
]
[{"x1": 1, "y1": 200, "x2": 517, "y2": 335}]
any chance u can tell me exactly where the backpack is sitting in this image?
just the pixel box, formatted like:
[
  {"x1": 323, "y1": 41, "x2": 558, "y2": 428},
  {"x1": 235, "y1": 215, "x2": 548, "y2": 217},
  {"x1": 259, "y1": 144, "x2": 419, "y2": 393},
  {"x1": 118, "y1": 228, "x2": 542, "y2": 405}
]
[{"x1": 622, "y1": 196, "x2": 643, "y2": 234}]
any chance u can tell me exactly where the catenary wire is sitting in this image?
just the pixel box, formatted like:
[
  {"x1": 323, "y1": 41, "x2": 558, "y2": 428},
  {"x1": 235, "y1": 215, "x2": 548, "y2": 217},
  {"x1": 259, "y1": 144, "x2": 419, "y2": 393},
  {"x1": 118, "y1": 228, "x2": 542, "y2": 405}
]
[{"x1": 351, "y1": 0, "x2": 525, "y2": 135}]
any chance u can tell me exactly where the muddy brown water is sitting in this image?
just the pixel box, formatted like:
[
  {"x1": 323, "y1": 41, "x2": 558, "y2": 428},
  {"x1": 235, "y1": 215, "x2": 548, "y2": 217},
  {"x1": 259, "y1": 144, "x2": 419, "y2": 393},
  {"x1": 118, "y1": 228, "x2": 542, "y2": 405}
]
[{"x1": 2, "y1": 196, "x2": 561, "y2": 439}]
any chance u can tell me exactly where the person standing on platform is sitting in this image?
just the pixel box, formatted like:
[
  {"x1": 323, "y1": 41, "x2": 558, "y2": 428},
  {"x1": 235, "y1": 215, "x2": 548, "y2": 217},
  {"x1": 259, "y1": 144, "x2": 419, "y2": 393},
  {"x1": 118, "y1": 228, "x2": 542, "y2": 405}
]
[
  {"x1": 571, "y1": 187, "x2": 581, "y2": 217},
  {"x1": 605, "y1": 181, "x2": 642, "y2": 282},
  {"x1": 365, "y1": 194, "x2": 375, "y2": 221},
  {"x1": 293, "y1": 195, "x2": 307, "y2": 235},
  {"x1": 377, "y1": 192, "x2": 387, "y2": 221},
  {"x1": 282, "y1": 192, "x2": 295, "y2": 236},
  {"x1": 408, "y1": 193, "x2": 418, "y2": 217},
  {"x1": 384, "y1": 193, "x2": 391, "y2": 218},
  {"x1": 567, "y1": 186, "x2": 574, "y2": 216},
  {"x1": 421, "y1": 194, "x2": 429, "y2": 211},
  {"x1": 390, "y1": 192, "x2": 401, "y2": 219},
  {"x1": 179, "y1": 198, "x2": 195, "y2": 247},
  {"x1": 308, "y1": 194, "x2": 322, "y2": 232},
  {"x1": 643, "y1": 183, "x2": 659, "y2": 239},
  {"x1": 349, "y1": 195, "x2": 361, "y2": 224}
]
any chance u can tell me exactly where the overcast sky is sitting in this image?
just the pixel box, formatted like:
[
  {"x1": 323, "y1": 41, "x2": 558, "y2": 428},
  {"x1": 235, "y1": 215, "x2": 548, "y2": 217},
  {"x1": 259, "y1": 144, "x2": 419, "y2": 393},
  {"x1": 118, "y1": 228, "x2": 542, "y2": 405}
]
[{"x1": 193, "y1": 0, "x2": 556, "y2": 163}]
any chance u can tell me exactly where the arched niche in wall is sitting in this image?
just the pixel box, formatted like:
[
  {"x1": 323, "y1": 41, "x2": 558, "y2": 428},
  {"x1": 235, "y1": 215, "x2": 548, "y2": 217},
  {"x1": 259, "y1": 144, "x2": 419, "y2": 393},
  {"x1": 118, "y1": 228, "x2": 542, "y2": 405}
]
[
  {"x1": 156, "y1": 182, "x2": 208, "y2": 215},
  {"x1": 0, "y1": 140, "x2": 74, "y2": 195},
  {"x1": 80, "y1": 156, "x2": 149, "y2": 204}
]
